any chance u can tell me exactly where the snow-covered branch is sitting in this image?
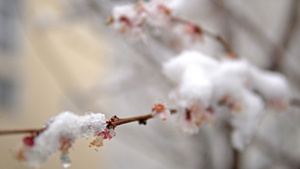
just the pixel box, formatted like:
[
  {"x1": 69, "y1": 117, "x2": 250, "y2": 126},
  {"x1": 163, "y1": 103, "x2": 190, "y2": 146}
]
[{"x1": 3, "y1": 104, "x2": 175, "y2": 168}]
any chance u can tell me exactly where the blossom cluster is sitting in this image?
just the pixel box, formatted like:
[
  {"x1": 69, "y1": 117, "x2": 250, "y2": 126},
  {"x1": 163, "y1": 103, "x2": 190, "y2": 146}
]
[
  {"x1": 163, "y1": 50, "x2": 290, "y2": 150},
  {"x1": 108, "y1": 0, "x2": 203, "y2": 44},
  {"x1": 14, "y1": 112, "x2": 109, "y2": 168}
]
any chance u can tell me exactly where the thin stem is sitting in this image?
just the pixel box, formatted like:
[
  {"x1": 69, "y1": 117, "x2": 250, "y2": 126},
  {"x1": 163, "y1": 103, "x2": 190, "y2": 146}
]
[
  {"x1": 112, "y1": 109, "x2": 177, "y2": 126},
  {"x1": 0, "y1": 128, "x2": 45, "y2": 135},
  {"x1": 204, "y1": 30, "x2": 235, "y2": 57}
]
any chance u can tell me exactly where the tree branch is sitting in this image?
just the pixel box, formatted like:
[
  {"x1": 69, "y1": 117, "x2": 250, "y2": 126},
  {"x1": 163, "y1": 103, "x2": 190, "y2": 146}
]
[
  {"x1": 232, "y1": 149, "x2": 239, "y2": 169},
  {"x1": 268, "y1": 0, "x2": 300, "y2": 71},
  {"x1": 2, "y1": 97, "x2": 299, "y2": 136},
  {"x1": 0, "y1": 109, "x2": 177, "y2": 136}
]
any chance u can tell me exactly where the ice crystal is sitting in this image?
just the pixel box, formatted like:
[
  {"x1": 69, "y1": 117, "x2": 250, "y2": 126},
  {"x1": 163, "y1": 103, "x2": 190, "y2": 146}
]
[{"x1": 60, "y1": 153, "x2": 71, "y2": 168}]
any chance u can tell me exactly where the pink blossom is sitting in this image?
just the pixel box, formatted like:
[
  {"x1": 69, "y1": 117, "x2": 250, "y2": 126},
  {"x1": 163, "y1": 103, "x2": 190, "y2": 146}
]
[
  {"x1": 182, "y1": 23, "x2": 204, "y2": 43},
  {"x1": 23, "y1": 136, "x2": 35, "y2": 147},
  {"x1": 266, "y1": 98, "x2": 288, "y2": 111},
  {"x1": 152, "y1": 103, "x2": 171, "y2": 120},
  {"x1": 90, "y1": 129, "x2": 116, "y2": 148},
  {"x1": 100, "y1": 128, "x2": 116, "y2": 140},
  {"x1": 109, "y1": 3, "x2": 147, "y2": 38},
  {"x1": 179, "y1": 106, "x2": 215, "y2": 134}
]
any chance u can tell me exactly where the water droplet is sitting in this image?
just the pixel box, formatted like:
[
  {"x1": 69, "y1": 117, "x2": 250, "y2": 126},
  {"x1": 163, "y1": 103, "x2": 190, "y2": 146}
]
[{"x1": 60, "y1": 153, "x2": 71, "y2": 168}]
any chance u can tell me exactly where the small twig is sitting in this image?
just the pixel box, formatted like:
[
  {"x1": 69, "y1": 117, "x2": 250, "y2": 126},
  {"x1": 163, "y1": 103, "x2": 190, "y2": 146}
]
[
  {"x1": 204, "y1": 30, "x2": 236, "y2": 58},
  {"x1": 112, "y1": 109, "x2": 177, "y2": 126},
  {"x1": 0, "y1": 109, "x2": 177, "y2": 136},
  {"x1": 113, "y1": 114, "x2": 153, "y2": 126},
  {"x1": 171, "y1": 17, "x2": 236, "y2": 58}
]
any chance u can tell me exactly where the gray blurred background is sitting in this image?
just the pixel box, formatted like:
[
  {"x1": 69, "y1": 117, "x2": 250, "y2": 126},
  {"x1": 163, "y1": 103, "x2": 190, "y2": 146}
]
[{"x1": 0, "y1": 0, "x2": 299, "y2": 169}]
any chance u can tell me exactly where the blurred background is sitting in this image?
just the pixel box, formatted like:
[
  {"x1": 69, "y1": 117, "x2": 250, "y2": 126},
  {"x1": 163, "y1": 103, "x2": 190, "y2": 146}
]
[{"x1": 0, "y1": 0, "x2": 300, "y2": 169}]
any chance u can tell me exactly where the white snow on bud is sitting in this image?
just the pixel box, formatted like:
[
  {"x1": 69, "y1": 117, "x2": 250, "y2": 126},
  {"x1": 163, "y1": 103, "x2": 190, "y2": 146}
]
[
  {"x1": 179, "y1": 66, "x2": 213, "y2": 108},
  {"x1": 230, "y1": 90, "x2": 264, "y2": 151},
  {"x1": 23, "y1": 112, "x2": 106, "y2": 168},
  {"x1": 210, "y1": 59, "x2": 252, "y2": 103},
  {"x1": 251, "y1": 68, "x2": 290, "y2": 109},
  {"x1": 163, "y1": 50, "x2": 218, "y2": 83},
  {"x1": 163, "y1": 50, "x2": 290, "y2": 150}
]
